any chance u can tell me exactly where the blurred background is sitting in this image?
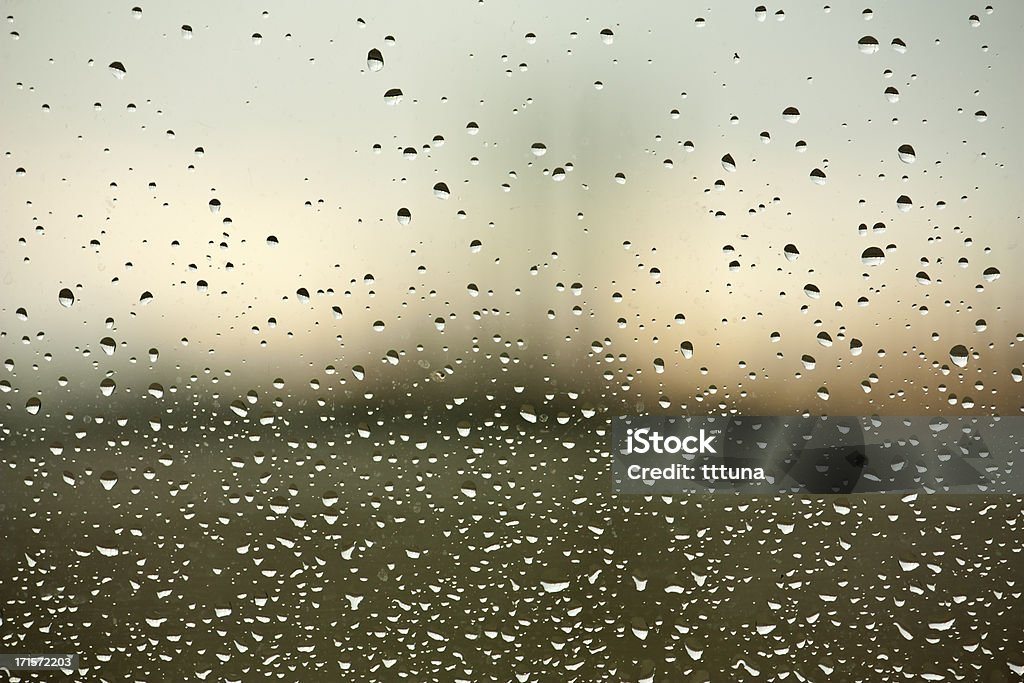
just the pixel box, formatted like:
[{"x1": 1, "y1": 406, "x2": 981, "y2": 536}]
[{"x1": 1, "y1": 2, "x2": 1023, "y2": 681}]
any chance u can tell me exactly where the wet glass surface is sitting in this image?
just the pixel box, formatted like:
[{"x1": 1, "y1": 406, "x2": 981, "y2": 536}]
[{"x1": 1, "y1": 2, "x2": 1023, "y2": 680}]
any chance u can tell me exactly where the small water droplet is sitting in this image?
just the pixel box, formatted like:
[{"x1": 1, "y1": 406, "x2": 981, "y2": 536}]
[
  {"x1": 25, "y1": 397, "x2": 41, "y2": 415},
  {"x1": 861, "y1": 247, "x2": 885, "y2": 266},
  {"x1": 99, "y1": 378, "x2": 116, "y2": 396},
  {"x1": 897, "y1": 144, "x2": 916, "y2": 163},
  {"x1": 367, "y1": 48, "x2": 384, "y2": 72},
  {"x1": 858, "y1": 36, "x2": 879, "y2": 54}
]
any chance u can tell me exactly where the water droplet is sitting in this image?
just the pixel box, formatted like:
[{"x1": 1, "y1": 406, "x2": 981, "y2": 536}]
[
  {"x1": 949, "y1": 345, "x2": 969, "y2": 368},
  {"x1": 721, "y1": 154, "x2": 737, "y2": 172},
  {"x1": 982, "y1": 267, "x2": 1000, "y2": 282},
  {"x1": 530, "y1": 142, "x2": 547, "y2": 157},
  {"x1": 861, "y1": 247, "x2": 885, "y2": 266},
  {"x1": 783, "y1": 244, "x2": 800, "y2": 262},
  {"x1": 397, "y1": 207, "x2": 412, "y2": 225},
  {"x1": 680, "y1": 341, "x2": 694, "y2": 359},
  {"x1": 541, "y1": 580, "x2": 569, "y2": 593},
  {"x1": 782, "y1": 107, "x2": 801, "y2": 123},
  {"x1": 897, "y1": 144, "x2": 916, "y2": 163},
  {"x1": 858, "y1": 36, "x2": 879, "y2": 54},
  {"x1": 809, "y1": 168, "x2": 827, "y2": 184},
  {"x1": 100, "y1": 470, "x2": 118, "y2": 490},
  {"x1": 384, "y1": 88, "x2": 403, "y2": 105},
  {"x1": 896, "y1": 195, "x2": 913, "y2": 212},
  {"x1": 99, "y1": 378, "x2": 116, "y2": 397},
  {"x1": 367, "y1": 48, "x2": 384, "y2": 72},
  {"x1": 600, "y1": 28, "x2": 614, "y2": 45},
  {"x1": 58, "y1": 288, "x2": 75, "y2": 307},
  {"x1": 433, "y1": 182, "x2": 450, "y2": 199},
  {"x1": 25, "y1": 397, "x2": 41, "y2": 415},
  {"x1": 100, "y1": 337, "x2": 116, "y2": 356},
  {"x1": 108, "y1": 61, "x2": 127, "y2": 78}
]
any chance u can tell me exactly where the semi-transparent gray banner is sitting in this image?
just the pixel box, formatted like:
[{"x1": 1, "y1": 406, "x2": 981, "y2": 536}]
[{"x1": 612, "y1": 416, "x2": 1024, "y2": 494}]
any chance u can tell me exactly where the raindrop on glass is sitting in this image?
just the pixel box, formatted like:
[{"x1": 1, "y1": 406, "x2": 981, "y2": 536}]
[{"x1": 367, "y1": 48, "x2": 384, "y2": 72}]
